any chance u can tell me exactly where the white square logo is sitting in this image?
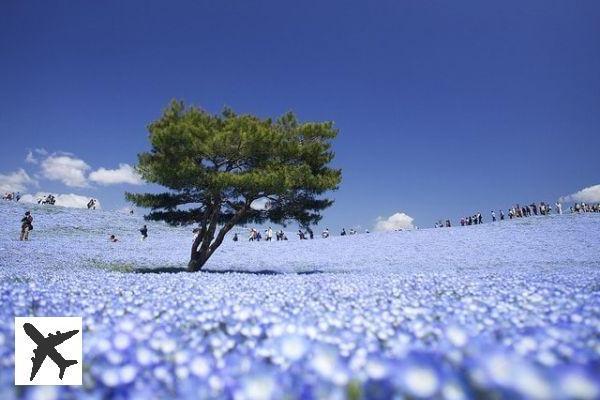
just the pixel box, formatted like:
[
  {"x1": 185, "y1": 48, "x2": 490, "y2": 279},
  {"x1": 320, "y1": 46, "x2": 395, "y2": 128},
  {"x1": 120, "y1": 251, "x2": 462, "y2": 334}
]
[{"x1": 14, "y1": 317, "x2": 83, "y2": 385}]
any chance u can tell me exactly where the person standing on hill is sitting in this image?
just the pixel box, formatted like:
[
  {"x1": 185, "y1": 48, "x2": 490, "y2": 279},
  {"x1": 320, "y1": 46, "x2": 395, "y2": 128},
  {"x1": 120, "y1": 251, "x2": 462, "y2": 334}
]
[
  {"x1": 491, "y1": 211, "x2": 496, "y2": 222},
  {"x1": 140, "y1": 225, "x2": 148, "y2": 240},
  {"x1": 499, "y1": 210, "x2": 505, "y2": 221},
  {"x1": 20, "y1": 211, "x2": 33, "y2": 241},
  {"x1": 555, "y1": 201, "x2": 563, "y2": 215},
  {"x1": 266, "y1": 227, "x2": 273, "y2": 241}
]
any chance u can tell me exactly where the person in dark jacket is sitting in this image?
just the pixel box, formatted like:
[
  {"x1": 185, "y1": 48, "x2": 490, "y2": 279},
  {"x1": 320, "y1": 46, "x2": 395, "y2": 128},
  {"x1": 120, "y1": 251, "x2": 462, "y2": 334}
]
[
  {"x1": 140, "y1": 225, "x2": 148, "y2": 240},
  {"x1": 20, "y1": 211, "x2": 33, "y2": 241}
]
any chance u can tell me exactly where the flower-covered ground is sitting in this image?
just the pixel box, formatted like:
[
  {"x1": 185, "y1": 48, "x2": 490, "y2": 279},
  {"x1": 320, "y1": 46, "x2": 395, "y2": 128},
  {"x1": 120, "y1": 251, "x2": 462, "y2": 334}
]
[{"x1": 1, "y1": 201, "x2": 599, "y2": 399}]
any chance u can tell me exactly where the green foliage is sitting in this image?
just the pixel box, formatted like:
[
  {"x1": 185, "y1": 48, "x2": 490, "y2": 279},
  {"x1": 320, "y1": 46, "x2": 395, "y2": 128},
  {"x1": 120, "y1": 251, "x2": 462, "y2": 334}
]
[{"x1": 126, "y1": 100, "x2": 341, "y2": 270}]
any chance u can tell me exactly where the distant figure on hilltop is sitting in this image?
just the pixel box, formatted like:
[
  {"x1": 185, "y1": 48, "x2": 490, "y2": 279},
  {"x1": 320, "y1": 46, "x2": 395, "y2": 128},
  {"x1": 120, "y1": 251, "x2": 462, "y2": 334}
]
[
  {"x1": 87, "y1": 199, "x2": 97, "y2": 210},
  {"x1": 491, "y1": 211, "x2": 496, "y2": 222},
  {"x1": 140, "y1": 225, "x2": 148, "y2": 240},
  {"x1": 248, "y1": 228, "x2": 257, "y2": 241},
  {"x1": 20, "y1": 211, "x2": 33, "y2": 241},
  {"x1": 266, "y1": 227, "x2": 273, "y2": 242},
  {"x1": 306, "y1": 227, "x2": 314, "y2": 239},
  {"x1": 322, "y1": 228, "x2": 330, "y2": 238},
  {"x1": 297, "y1": 229, "x2": 306, "y2": 240},
  {"x1": 38, "y1": 194, "x2": 56, "y2": 205},
  {"x1": 276, "y1": 230, "x2": 284, "y2": 241},
  {"x1": 340, "y1": 228, "x2": 347, "y2": 236},
  {"x1": 109, "y1": 234, "x2": 118, "y2": 243},
  {"x1": 555, "y1": 201, "x2": 563, "y2": 214},
  {"x1": 233, "y1": 233, "x2": 238, "y2": 242}
]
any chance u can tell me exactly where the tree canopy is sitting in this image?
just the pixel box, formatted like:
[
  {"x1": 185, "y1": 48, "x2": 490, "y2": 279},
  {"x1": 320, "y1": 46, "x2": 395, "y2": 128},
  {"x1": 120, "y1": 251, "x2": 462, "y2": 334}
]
[{"x1": 127, "y1": 100, "x2": 342, "y2": 271}]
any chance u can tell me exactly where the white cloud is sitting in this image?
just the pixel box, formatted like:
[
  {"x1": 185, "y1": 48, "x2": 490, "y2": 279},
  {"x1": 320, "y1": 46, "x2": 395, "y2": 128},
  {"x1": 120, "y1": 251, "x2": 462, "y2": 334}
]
[
  {"x1": 89, "y1": 163, "x2": 143, "y2": 185},
  {"x1": 560, "y1": 184, "x2": 600, "y2": 203},
  {"x1": 40, "y1": 155, "x2": 90, "y2": 187},
  {"x1": 20, "y1": 192, "x2": 101, "y2": 209},
  {"x1": 0, "y1": 169, "x2": 36, "y2": 193},
  {"x1": 25, "y1": 151, "x2": 38, "y2": 164},
  {"x1": 250, "y1": 197, "x2": 272, "y2": 210},
  {"x1": 375, "y1": 212, "x2": 415, "y2": 231}
]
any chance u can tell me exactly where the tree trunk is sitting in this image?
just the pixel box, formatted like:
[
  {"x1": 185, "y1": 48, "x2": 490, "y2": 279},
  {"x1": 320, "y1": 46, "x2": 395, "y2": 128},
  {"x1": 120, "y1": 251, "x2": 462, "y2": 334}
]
[
  {"x1": 188, "y1": 231, "x2": 203, "y2": 272},
  {"x1": 188, "y1": 251, "x2": 209, "y2": 272},
  {"x1": 187, "y1": 205, "x2": 248, "y2": 272}
]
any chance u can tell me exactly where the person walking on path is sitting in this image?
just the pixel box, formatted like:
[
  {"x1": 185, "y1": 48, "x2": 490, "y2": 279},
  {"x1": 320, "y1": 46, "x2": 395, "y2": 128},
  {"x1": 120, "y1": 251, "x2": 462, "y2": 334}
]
[
  {"x1": 20, "y1": 211, "x2": 33, "y2": 241},
  {"x1": 140, "y1": 225, "x2": 148, "y2": 240}
]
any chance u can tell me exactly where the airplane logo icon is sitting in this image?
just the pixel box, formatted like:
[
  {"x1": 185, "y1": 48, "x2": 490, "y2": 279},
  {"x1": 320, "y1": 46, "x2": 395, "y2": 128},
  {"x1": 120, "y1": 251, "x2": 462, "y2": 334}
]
[{"x1": 23, "y1": 322, "x2": 79, "y2": 381}]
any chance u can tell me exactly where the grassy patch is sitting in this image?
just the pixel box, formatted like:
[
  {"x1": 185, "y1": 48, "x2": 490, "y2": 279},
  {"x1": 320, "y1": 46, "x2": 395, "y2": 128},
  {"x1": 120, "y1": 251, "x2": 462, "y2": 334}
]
[{"x1": 86, "y1": 259, "x2": 135, "y2": 273}]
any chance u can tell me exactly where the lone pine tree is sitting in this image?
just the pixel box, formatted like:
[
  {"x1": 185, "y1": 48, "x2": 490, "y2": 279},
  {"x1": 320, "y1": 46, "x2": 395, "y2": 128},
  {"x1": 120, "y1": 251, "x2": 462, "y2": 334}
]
[{"x1": 126, "y1": 100, "x2": 341, "y2": 271}]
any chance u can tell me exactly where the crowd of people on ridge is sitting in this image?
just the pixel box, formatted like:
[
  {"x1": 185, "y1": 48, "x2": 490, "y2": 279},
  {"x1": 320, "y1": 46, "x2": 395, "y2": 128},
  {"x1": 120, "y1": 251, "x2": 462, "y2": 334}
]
[
  {"x1": 2, "y1": 192, "x2": 21, "y2": 201},
  {"x1": 571, "y1": 202, "x2": 599, "y2": 213},
  {"x1": 434, "y1": 200, "x2": 600, "y2": 228},
  {"x1": 8, "y1": 193, "x2": 600, "y2": 244},
  {"x1": 37, "y1": 194, "x2": 56, "y2": 205},
  {"x1": 240, "y1": 226, "x2": 368, "y2": 242}
]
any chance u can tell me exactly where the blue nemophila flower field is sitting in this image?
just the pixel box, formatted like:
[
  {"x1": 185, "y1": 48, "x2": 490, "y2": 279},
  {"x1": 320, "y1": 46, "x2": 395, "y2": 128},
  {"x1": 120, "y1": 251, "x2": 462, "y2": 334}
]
[{"x1": 1, "y1": 201, "x2": 599, "y2": 399}]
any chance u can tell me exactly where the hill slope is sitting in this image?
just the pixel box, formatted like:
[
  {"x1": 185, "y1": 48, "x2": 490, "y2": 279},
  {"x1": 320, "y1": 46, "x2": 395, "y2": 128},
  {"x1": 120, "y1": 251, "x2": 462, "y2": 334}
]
[
  {"x1": 0, "y1": 200, "x2": 599, "y2": 399},
  {"x1": 0, "y1": 200, "x2": 598, "y2": 273}
]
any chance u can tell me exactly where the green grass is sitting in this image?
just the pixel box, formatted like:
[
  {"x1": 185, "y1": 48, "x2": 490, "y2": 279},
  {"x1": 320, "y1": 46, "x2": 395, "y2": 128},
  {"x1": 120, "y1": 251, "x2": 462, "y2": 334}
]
[{"x1": 86, "y1": 258, "x2": 135, "y2": 273}]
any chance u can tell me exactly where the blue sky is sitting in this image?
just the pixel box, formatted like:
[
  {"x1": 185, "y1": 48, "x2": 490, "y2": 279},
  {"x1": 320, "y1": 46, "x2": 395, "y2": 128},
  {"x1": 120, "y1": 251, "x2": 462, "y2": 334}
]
[{"x1": 1, "y1": 0, "x2": 599, "y2": 230}]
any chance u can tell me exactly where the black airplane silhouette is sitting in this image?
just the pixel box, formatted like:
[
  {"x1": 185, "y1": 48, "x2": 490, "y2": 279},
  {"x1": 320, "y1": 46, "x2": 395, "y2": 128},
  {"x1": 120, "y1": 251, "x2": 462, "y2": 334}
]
[{"x1": 23, "y1": 323, "x2": 79, "y2": 381}]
